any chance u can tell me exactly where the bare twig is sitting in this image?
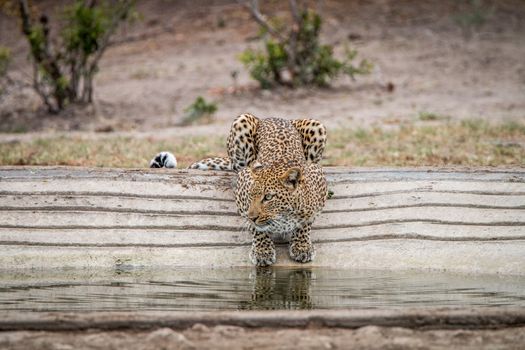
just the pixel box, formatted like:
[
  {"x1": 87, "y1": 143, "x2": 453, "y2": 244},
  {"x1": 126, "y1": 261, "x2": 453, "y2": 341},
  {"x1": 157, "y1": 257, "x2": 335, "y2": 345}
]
[
  {"x1": 288, "y1": 0, "x2": 303, "y2": 76},
  {"x1": 289, "y1": 0, "x2": 301, "y2": 23},
  {"x1": 238, "y1": 0, "x2": 287, "y2": 43},
  {"x1": 19, "y1": 0, "x2": 66, "y2": 111},
  {"x1": 32, "y1": 62, "x2": 56, "y2": 113},
  {"x1": 87, "y1": 0, "x2": 133, "y2": 75},
  {"x1": 18, "y1": 0, "x2": 31, "y2": 36},
  {"x1": 17, "y1": 0, "x2": 134, "y2": 110},
  {"x1": 83, "y1": 0, "x2": 132, "y2": 103}
]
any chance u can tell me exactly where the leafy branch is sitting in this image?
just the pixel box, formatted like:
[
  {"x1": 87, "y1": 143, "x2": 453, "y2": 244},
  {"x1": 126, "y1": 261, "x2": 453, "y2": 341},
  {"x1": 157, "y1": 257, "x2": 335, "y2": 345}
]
[
  {"x1": 239, "y1": 0, "x2": 372, "y2": 88},
  {"x1": 17, "y1": 0, "x2": 135, "y2": 113}
]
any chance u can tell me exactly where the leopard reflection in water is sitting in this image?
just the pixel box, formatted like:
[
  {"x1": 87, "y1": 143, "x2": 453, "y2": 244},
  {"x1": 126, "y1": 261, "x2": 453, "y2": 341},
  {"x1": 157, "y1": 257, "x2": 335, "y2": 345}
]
[{"x1": 238, "y1": 267, "x2": 314, "y2": 310}]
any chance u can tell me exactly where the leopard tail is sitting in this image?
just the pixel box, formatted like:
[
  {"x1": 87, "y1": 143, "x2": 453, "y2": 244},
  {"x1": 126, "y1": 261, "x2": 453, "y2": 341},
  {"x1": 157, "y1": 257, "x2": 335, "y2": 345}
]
[{"x1": 188, "y1": 157, "x2": 233, "y2": 171}]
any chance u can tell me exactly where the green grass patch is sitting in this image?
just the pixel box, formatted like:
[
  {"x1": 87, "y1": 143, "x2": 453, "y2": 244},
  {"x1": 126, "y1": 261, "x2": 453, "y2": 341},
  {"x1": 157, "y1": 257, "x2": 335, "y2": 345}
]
[
  {"x1": 418, "y1": 111, "x2": 448, "y2": 121},
  {"x1": 0, "y1": 120, "x2": 523, "y2": 168},
  {"x1": 181, "y1": 96, "x2": 218, "y2": 126}
]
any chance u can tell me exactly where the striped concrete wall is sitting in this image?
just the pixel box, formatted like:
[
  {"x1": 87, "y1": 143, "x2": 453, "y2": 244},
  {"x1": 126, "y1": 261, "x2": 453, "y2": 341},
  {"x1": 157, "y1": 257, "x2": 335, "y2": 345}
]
[{"x1": 0, "y1": 167, "x2": 523, "y2": 274}]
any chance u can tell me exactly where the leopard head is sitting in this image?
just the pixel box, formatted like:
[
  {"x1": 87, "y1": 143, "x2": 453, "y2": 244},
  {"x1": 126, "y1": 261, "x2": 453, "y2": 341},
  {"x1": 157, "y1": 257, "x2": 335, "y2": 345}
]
[{"x1": 235, "y1": 161, "x2": 310, "y2": 234}]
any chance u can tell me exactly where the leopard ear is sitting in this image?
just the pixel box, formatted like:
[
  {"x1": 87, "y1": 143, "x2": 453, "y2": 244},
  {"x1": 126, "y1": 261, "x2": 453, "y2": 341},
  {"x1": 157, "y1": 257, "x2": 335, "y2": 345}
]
[
  {"x1": 251, "y1": 161, "x2": 263, "y2": 170},
  {"x1": 280, "y1": 167, "x2": 303, "y2": 191},
  {"x1": 249, "y1": 161, "x2": 263, "y2": 179}
]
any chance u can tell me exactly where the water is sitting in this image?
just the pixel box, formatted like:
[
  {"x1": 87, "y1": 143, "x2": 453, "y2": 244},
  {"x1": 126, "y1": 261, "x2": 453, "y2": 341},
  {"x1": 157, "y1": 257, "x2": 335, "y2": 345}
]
[{"x1": 1, "y1": 267, "x2": 525, "y2": 312}]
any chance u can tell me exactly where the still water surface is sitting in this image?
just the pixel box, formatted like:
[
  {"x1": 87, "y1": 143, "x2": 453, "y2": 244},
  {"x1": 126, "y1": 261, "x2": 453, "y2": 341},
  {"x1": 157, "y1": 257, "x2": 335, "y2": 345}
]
[{"x1": 1, "y1": 267, "x2": 525, "y2": 312}]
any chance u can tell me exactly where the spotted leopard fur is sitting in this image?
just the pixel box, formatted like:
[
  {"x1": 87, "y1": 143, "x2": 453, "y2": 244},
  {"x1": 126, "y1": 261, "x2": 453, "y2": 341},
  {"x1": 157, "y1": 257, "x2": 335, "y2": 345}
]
[{"x1": 151, "y1": 114, "x2": 327, "y2": 266}]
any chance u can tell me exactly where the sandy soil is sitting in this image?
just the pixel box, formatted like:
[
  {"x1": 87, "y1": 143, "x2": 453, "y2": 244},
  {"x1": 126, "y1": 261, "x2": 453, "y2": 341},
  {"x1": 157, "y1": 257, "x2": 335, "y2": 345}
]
[
  {"x1": 1, "y1": 325, "x2": 525, "y2": 350},
  {"x1": 1, "y1": 0, "x2": 524, "y2": 134}
]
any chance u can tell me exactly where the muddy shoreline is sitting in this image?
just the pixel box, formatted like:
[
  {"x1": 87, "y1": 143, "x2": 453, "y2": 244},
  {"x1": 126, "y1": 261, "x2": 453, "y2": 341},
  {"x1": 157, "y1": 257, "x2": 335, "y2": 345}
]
[{"x1": 2, "y1": 309, "x2": 525, "y2": 350}]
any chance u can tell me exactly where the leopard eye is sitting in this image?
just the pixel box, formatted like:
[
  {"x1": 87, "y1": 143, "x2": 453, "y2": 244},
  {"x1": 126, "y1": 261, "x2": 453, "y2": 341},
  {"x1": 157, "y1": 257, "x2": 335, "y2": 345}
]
[{"x1": 263, "y1": 193, "x2": 273, "y2": 202}]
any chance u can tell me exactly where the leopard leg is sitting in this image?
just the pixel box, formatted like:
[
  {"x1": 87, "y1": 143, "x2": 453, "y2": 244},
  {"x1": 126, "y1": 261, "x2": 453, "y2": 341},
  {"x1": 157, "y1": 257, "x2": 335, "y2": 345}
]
[
  {"x1": 188, "y1": 157, "x2": 232, "y2": 170},
  {"x1": 289, "y1": 223, "x2": 315, "y2": 263},
  {"x1": 291, "y1": 119, "x2": 327, "y2": 163},
  {"x1": 187, "y1": 113, "x2": 259, "y2": 171},
  {"x1": 227, "y1": 113, "x2": 260, "y2": 171},
  {"x1": 249, "y1": 227, "x2": 276, "y2": 267}
]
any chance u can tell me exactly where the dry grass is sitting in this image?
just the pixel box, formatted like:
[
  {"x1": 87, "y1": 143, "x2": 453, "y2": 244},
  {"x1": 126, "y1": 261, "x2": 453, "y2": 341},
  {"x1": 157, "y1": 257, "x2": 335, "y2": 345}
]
[
  {"x1": 0, "y1": 120, "x2": 523, "y2": 168},
  {"x1": 0, "y1": 136, "x2": 226, "y2": 168},
  {"x1": 325, "y1": 120, "x2": 525, "y2": 167}
]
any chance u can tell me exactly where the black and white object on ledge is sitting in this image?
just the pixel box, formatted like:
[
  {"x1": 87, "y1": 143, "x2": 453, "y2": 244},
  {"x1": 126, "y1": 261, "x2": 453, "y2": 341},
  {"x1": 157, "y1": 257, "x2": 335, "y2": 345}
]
[{"x1": 150, "y1": 152, "x2": 177, "y2": 168}]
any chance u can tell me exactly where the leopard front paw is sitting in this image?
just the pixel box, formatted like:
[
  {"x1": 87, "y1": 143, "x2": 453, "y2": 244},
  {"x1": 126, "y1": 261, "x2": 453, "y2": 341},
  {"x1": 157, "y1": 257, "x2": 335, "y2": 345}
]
[
  {"x1": 289, "y1": 242, "x2": 315, "y2": 263},
  {"x1": 150, "y1": 152, "x2": 177, "y2": 168},
  {"x1": 249, "y1": 247, "x2": 276, "y2": 267}
]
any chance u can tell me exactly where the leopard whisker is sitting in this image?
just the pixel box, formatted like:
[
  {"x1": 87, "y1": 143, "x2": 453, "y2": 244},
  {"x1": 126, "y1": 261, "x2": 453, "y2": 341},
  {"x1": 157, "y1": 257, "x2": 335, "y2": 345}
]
[{"x1": 240, "y1": 218, "x2": 252, "y2": 234}]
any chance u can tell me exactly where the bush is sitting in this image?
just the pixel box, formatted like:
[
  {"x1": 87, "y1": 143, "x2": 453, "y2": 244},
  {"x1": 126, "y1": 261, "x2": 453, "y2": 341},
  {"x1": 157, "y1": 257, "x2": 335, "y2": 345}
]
[
  {"x1": 239, "y1": 2, "x2": 371, "y2": 88},
  {"x1": 0, "y1": 46, "x2": 11, "y2": 99},
  {"x1": 181, "y1": 96, "x2": 218, "y2": 125},
  {"x1": 0, "y1": 46, "x2": 10, "y2": 78},
  {"x1": 453, "y1": 0, "x2": 491, "y2": 37},
  {"x1": 17, "y1": 0, "x2": 135, "y2": 113}
]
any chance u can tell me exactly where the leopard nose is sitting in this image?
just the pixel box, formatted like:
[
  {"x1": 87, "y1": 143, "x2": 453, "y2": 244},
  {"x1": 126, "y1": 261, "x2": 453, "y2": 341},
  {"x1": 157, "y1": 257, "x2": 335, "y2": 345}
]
[{"x1": 248, "y1": 213, "x2": 259, "y2": 223}]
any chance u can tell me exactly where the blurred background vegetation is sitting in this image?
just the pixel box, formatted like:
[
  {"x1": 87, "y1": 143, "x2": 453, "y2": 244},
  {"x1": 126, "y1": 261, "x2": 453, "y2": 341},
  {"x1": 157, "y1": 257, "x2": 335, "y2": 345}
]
[{"x1": 0, "y1": 0, "x2": 523, "y2": 167}]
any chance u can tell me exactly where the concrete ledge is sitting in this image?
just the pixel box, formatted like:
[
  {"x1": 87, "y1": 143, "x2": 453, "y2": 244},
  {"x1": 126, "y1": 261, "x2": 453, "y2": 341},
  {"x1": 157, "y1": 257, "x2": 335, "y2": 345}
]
[
  {"x1": 1, "y1": 166, "x2": 524, "y2": 274},
  {"x1": 1, "y1": 308, "x2": 525, "y2": 331}
]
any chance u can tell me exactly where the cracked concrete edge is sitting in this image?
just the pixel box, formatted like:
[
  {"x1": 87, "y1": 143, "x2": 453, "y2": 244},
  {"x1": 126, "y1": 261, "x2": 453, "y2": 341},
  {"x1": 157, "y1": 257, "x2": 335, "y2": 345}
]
[{"x1": 1, "y1": 308, "x2": 525, "y2": 331}]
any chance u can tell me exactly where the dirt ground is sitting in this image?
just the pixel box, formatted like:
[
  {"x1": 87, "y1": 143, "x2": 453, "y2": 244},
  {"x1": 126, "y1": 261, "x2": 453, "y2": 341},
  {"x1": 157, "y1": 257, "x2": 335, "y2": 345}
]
[
  {"x1": 1, "y1": 325, "x2": 525, "y2": 350},
  {"x1": 1, "y1": 0, "x2": 524, "y2": 134}
]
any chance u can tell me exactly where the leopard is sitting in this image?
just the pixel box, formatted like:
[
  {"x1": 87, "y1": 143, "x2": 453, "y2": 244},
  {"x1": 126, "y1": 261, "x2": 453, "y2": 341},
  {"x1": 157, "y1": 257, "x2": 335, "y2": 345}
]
[{"x1": 150, "y1": 113, "x2": 327, "y2": 266}]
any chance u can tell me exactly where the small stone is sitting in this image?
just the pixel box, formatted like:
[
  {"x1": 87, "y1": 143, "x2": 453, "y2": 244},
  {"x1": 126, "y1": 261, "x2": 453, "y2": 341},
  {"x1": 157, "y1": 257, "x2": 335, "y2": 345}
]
[
  {"x1": 146, "y1": 328, "x2": 196, "y2": 349},
  {"x1": 191, "y1": 323, "x2": 210, "y2": 332},
  {"x1": 213, "y1": 325, "x2": 245, "y2": 338},
  {"x1": 354, "y1": 325, "x2": 383, "y2": 339},
  {"x1": 261, "y1": 90, "x2": 273, "y2": 98},
  {"x1": 146, "y1": 327, "x2": 177, "y2": 340}
]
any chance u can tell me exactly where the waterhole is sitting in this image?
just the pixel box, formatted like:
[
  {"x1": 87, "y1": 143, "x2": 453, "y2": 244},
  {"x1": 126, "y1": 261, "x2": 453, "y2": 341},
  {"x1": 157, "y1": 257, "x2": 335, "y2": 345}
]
[{"x1": 1, "y1": 267, "x2": 524, "y2": 312}]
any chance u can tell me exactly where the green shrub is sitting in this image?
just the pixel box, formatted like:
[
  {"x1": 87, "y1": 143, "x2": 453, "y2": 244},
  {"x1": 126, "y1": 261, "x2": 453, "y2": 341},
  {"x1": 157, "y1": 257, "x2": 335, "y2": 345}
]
[
  {"x1": 418, "y1": 111, "x2": 449, "y2": 121},
  {"x1": 0, "y1": 46, "x2": 10, "y2": 77},
  {"x1": 0, "y1": 46, "x2": 11, "y2": 98},
  {"x1": 240, "y1": 4, "x2": 371, "y2": 88},
  {"x1": 181, "y1": 96, "x2": 218, "y2": 125},
  {"x1": 453, "y1": 0, "x2": 492, "y2": 37},
  {"x1": 17, "y1": 0, "x2": 135, "y2": 113}
]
